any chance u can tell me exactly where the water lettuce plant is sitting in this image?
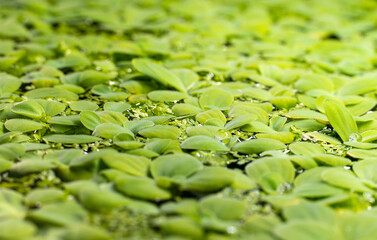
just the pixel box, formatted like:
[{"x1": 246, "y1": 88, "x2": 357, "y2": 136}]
[{"x1": 1, "y1": 0, "x2": 377, "y2": 239}]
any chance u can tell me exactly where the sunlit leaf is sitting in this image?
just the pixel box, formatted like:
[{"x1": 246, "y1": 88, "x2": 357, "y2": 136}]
[
  {"x1": 323, "y1": 99, "x2": 358, "y2": 142},
  {"x1": 138, "y1": 125, "x2": 181, "y2": 139},
  {"x1": 25, "y1": 87, "x2": 79, "y2": 100},
  {"x1": 102, "y1": 152, "x2": 150, "y2": 176},
  {"x1": 151, "y1": 153, "x2": 202, "y2": 185},
  {"x1": 199, "y1": 88, "x2": 234, "y2": 110},
  {"x1": 321, "y1": 168, "x2": 373, "y2": 193},
  {"x1": 132, "y1": 59, "x2": 186, "y2": 92},
  {"x1": 44, "y1": 134, "x2": 101, "y2": 144},
  {"x1": 80, "y1": 111, "x2": 101, "y2": 131},
  {"x1": 275, "y1": 220, "x2": 341, "y2": 240},
  {"x1": 11, "y1": 100, "x2": 45, "y2": 119},
  {"x1": 4, "y1": 119, "x2": 44, "y2": 132},
  {"x1": 181, "y1": 135, "x2": 229, "y2": 151},
  {"x1": 115, "y1": 175, "x2": 171, "y2": 201},
  {"x1": 232, "y1": 139, "x2": 285, "y2": 154},
  {"x1": 182, "y1": 167, "x2": 235, "y2": 192}
]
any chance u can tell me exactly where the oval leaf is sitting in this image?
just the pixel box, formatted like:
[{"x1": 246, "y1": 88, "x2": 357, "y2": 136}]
[
  {"x1": 132, "y1": 59, "x2": 186, "y2": 92},
  {"x1": 323, "y1": 99, "x2": 358, "y2": 142},
  {"x1": 181, "y1": 136, "x2": 229, "y2": 151}
]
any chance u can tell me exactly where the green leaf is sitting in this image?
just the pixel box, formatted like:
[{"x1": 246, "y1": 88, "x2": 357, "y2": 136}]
[
  {"x1": 0, "y1": 189, "x2": 25, "y2": 219},
  {"x1": 78, "y1": 186, "x2": 129, "y2": 212},
  {"x1": 9, "y1": 160, "x2": 57, "y2": 175},
  {"x1": 199, "y1": 196, "x2": 246, "y2": 220},
  {"x1": 338, "y1": 213, "x2": 377, "y2": 240},
  {"x1": 288, "y1": 155, "x2": 318, "y2": 170},
  {"x1": 339, "y1": 76, "x2": 377, "y2": 95},
  {"x1": 270, "y1": 116, "x2": 287, "y2": 131},
  {"x1": 138, "y1": 125, "x2": 181, "y2": 139},
  {"x1": 225, "y1": 114, "x2": 257, "y2": 130},
  {"x1": 147, "y1": 90, "x2": 187, "y2": 102},
  {"x1": 25, "y1": 188, "x2": 66, "y2": 206},
  {"x1": 186, "y1": 126, "x2": 222, "y2": 138},
  {"x1": 347, "y1": 97, "x2": 376, "y2": 116},
  {"x1": 344, "y1": 141, "x2": 377, "y2": 149},
  {"x1": 47, "y1": 53, "x2": 90, "y2": 69},
  {"x1": 229, "y1": 103, "x2": 269, "y2": 124},
  {"x1": 0, "y1": 219, "x2": 36, "y2": 240},
  {"x1": 158, "y1": 216, "x2": 203, "y2": 239},
  {"x1": 145, "y1": 139, "x2": 182, "y2": 155},
  {"x1": 80, "y1": 111, "x2": 101, "y2": 131},
  {"x1": 242, "y1": 87, "x2": 272, "y2": 101},
  {"x1": 285, "y1": 109, "x2": 328, "y2": 123},
  {"x1": 151, "y1": 153, "x2": 203, "y2": 185},
  {"x1": 275, "y1": 220, "x2": 340, "y2": 240},
  {"x1": 181, "y1": 135, "x2": 229, "y2": 151},
  {"x1": 289, "y1": 142, "x2": 325, "y2": 156},
  {"x1": 294, "y1": 167, "x2": 330, "y2": 186},
  {"x1": 196, "y1": 109, "x2": 227, "y2": 127},
  {"x1": 247, "y1": 158, "x2": 294, "y2": 183},
  {"x1": 69, "y1": 101, "x2": 99, "y2": 111},
  {"x1": 11, "y1": 100, "x2": 45, "y2": 119},
  {"x1": 242, "y1": 121, "x2": 275, "y2": 133},
  {"x1": 182, "y1": 167, "x2": 235, "y2": 192},
  {"x1": 294, "y1": 73, "x2": 334, "y2": 92},
  {"x1": 232, "y1": 139, "x2": 285, "y2": 154},
  {"x1": 323, "y1": 99, "x2": 358, "y2": 142},
  {"x1": 361, "y1": 130, "x2": 377, "y2": 143},
  {"x1": 28, "y1": 200, "x2": 88, "y2": 226},
  {"x1": 132, "y1": 59, "x2": 186, "y2": 92},
  {"x1": 114, "y1": 133, "x2": 136, "y2": 143},
  {"x1": 199, "y1": 88, "x2": 234, "y2": 110},
  {"x1": 34, "y1": 99, "x2": 66, "y2": 116},
  {"x1": 0, "y1": 159, "x2": 13, "y2": 173},
  {"x1": 120, "y1": 80, "x2": 155, "y2": 94},
  {"x1": 123, "y1": 120, "x2": 155, "y2": 133},
  {"x1": 242, "y1": 214, "x2": 281, "y2": 235},
  {"x1": 0, "y1": 18, "x2": 30, "y2": 38},
  {"x1": 171, "y1": 69, "x2": 199, "y2": 90},
  {"x1": 321, "y1": 168, "x2": 373, "y2": 193},
  {"x1": 25, "y1": 87, "x2": 79, "y2": 100},
  {"x1": 269, "y1": 96, "x2": 297, "y2": 109},
  {"x1": 78, "y1": 70, "x2": 112, "y2": 88},
  {"x1": 4, "y1": 119, "x2": 44, "y2": 132},
  {"x1": 256, "y1": 132, "x2": 295, "y2": 144},
  {"x1": 231, "y1": 170, "x2": 257, "y2": 190},
  {"x1": 0, "y1": 73, "x2": 21, "y2": 94},
  {"x1": 102, "y1": 152, "x2": 150, "y2": 177},
  {"x1": 282, "y1": 119, "x2": 326, "y2": 132},
  {"x1": 93, "y1": 123, "x2": 134, "y2": 139},
  {"x1": 115, "y1": 175, "x2": 171, "y2": 201},
  {"x1": 292, "y1": 183, "x2": 344, "y2": 198},
  {"x1": 114, "y1": 141, "x2": 144, "y2": 150},
  {"x1": 91, "y1": 85, "x2": 129, "y2": 101},
  {"x1": 0, "y1": 143, "x2": 25, "y2": 160},
  {"x1": 161, "y1": 199, "x2": 199, "y2": 217},
  {"x1": 303, "y1": 132, "x2": 341, "y2": 145},
  {"x1": 353, "y1": 158, "x2": 377, "y2": 183},
  {"x1": 172, "y1": 103, "x2": 202, "y2": 116},
  {"x1": 44, "y1": 134, "x2": 101, "y2": 144},
  {"x1": 49, "y1": 115, "x2": 81, "y2": 126},
  {"x1": 347, "y1": 149, "x2": 377, "y2": 159},
  {"x1": 103, "y1": 102, "x2": 130, "y2": 112},
  {"x1": 0, "y1": 57, "x2": 19, "y2": 71},
  {"x1": 282, "y1": 202, "x2": 336, "y2": 224},
  {"x1": 143, "y1": 115, "x2": 173, "y2": 125},
  {"x1": 60, "y1": 225, "x2": 111, "y2": 240},
  {"x1": 313, "y1": 154, "x2": 351, "y2": 166}
]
